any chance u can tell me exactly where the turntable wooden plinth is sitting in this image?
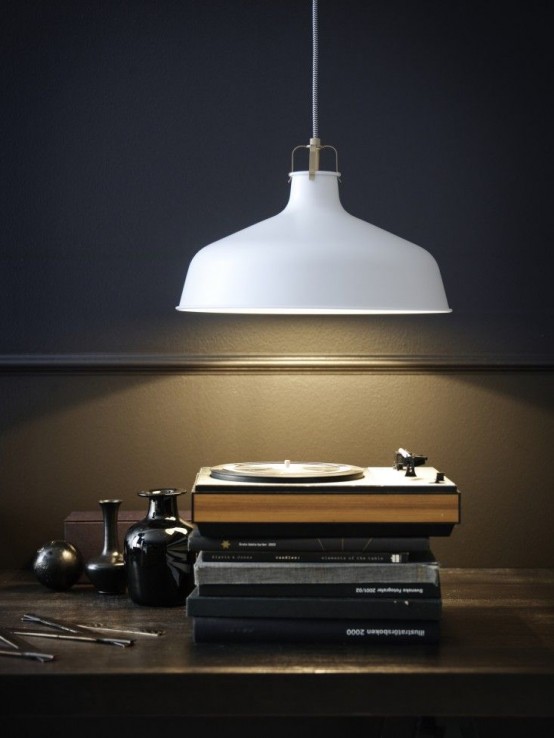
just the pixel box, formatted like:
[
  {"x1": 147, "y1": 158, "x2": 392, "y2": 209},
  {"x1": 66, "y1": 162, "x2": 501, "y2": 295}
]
[{"x1": 191, "y1": 464, "x2": 461, "y2": 537}]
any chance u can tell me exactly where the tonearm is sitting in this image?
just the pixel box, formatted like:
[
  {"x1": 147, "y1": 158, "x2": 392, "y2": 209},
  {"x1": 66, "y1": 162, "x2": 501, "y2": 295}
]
[{"x1": 394, "y1": 448, "x2": 428, "y2": 477}]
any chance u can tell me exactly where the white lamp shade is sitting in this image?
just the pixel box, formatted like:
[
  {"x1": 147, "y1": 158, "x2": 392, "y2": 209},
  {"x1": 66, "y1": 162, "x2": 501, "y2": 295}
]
[{"x1": 176, "y1": 171, "x2": 451, "y2": 314}]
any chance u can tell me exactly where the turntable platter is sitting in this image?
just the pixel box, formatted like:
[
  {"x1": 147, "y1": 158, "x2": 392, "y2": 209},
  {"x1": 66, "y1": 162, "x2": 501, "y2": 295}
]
[{"x1": 209, "y1": 461, "x2": 365, "y2": 483}]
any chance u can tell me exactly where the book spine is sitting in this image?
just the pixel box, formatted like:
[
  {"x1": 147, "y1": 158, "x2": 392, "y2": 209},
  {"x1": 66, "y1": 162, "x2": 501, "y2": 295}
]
[
  {"x1": 199, "y1": 551, "x2": 409, "y2": 563},
  {"x1": 196, "y1": 582, "x2": 441, "y2": 599},
  {"x1": 186, "y1": 590, "x2": 442, "y2": 621},
  {"x1": 193, "y1": 554, "x2": 440, "y2": 586},
  {"x1": 194, "y1": 523, "x2": 455, "y2": 538},
  {"x1": 187, "y1": 532, "x2": 430, "y2": 553},
  {"x1": 192, "y1": 617, "x2": 440, "y2": 644}
]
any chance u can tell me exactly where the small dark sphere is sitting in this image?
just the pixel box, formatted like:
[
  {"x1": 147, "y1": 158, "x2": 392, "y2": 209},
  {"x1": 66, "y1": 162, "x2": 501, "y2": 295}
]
[{"x1": 33, "y1": 540, "x2": 84, "y2": 591}]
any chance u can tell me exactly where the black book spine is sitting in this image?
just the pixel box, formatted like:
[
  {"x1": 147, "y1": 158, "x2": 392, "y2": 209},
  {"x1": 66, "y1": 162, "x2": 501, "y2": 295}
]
[
  {"x1": 199, "y1": 550, "x2": 409, "y2": 563},
  {"x1": 187, "y1": 530, "x2": 430, "y2": 553},
  {"x1": 194, "y1": 523, "x2": 455, "y2": 538},
  {"x1": 186, "y1": 589, "x2": 442, "y2": 621},
  {"x1": 192, "y1": 617, "x2": 440, "y2": 644},
  {"x1": 196, "y1": 582, "x2": 441, "y2": 599}
]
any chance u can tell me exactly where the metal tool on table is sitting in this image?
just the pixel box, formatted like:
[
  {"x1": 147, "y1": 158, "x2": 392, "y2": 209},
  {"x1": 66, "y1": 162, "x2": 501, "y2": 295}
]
[
  {"x1": 0, "y1": 612, "x2": 167, "y2": 660},
  {"x1": 14, "y1": 613, "x2": 136, "y2": 648},
  {"x1": 0, "y1": 626, "x2": 56, "y2": 662},
  {"x1": 76, "y1": 621, "x2": 164, "y2": 637}
]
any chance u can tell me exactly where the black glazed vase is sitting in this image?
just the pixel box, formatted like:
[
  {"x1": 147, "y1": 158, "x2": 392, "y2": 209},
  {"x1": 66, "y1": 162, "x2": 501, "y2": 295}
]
[
  {"x1": 85, "y1": 499, "x2": 127, "y2": 594},
  {"x1": 124, "y1": 488, "x2": 194, "y2": 606}
]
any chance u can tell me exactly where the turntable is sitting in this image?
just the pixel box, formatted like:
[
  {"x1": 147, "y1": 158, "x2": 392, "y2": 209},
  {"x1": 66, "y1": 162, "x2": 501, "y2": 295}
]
[{"x1": 191, "y1": 449, "x2": 461, "y2": 538}]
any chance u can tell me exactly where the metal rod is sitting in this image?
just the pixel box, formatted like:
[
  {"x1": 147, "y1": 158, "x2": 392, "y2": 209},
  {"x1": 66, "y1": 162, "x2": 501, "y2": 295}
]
[
  {"x1": 23, "y1": 612, "x2": 96, "y2": 635},
  {"x1": 14, "y1": 628, "x2": 134, "y2": 648},
  {"x1": 0, "y1": 648, "x2": 55, "y2": 663},
  {"x1": 0, "y1": 627, "x2": 56, "y2": 661},
  {"x1": 77, "y1": 622, "x2": 165, "y2": 637}
]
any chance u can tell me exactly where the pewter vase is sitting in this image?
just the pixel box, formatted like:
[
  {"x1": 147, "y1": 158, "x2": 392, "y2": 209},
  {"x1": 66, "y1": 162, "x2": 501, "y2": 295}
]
[{"x1": 85, "y1": 499, "x2": 127, "y2": 594}]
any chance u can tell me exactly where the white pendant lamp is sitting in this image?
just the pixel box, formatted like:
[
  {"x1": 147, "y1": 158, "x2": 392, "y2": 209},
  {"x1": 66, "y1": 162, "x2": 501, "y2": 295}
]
[{"x1": 176, "y1": 1, "x2": 451, "y2": 315}]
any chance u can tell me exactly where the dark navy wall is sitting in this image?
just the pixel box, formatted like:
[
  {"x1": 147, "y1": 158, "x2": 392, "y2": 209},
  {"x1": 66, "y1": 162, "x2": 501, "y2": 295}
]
[{"x1": 1, "y1": 0, "x2": 553, "y2": 361}]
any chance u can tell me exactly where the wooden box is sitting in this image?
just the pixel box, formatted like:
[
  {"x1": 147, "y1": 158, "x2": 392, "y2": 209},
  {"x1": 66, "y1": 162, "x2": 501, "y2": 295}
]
[{"x1": 64, "y1": 510, "x2": 144, "y2": 578}]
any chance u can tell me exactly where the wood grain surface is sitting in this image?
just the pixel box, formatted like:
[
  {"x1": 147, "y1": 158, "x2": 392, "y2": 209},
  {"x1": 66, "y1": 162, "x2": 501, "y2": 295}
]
[{"x1": 0, "y1": 568, "x2": 553, "y2": 721}]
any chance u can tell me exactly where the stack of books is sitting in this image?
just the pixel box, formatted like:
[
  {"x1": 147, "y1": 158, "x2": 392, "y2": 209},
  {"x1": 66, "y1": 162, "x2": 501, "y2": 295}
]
[{"x1": 185, "y1": 462, "x2": 460, "y2": 645}]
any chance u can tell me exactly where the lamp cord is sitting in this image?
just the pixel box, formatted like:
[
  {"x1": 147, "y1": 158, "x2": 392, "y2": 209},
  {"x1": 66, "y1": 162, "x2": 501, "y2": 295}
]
[
  {"x1": 312, "y1": 0, "x2": 319, "y2": 139},
  {"x1": 292, "y1": 0, "x2": 340, "y2": 177}
]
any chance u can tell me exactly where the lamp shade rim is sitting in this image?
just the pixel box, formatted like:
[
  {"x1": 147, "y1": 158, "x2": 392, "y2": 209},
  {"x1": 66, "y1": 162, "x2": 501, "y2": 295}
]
[{"x1": 176, "y1": 305, "x2": 452, "y2": 314}]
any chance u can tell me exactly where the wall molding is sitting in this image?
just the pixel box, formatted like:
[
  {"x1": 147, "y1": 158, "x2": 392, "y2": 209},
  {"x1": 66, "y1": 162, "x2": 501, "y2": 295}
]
[{"x1": 0, "y1": 354, "x2": 552, "y2": 375}]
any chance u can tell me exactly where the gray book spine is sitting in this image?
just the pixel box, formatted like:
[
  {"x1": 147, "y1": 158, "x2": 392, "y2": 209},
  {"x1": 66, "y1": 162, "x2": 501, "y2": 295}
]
[
  {"x1": 199, "y1": 551, "x2": 408, "y2": 563},
  {"x1": 193, "y1": 551, "x2": 440, "y2": 586}
]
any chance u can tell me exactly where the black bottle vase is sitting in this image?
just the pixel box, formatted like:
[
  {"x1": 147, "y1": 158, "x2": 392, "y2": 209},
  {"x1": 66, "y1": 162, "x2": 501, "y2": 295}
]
[
  {"x1": 124, "y1": 488, "x2": 194, "y2": 606},
  {"x1": 84, "y1": 499, "x2": 127, "y2": 594}
]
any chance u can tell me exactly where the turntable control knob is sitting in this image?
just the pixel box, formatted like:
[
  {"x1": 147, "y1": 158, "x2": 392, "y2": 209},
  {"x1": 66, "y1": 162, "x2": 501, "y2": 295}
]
[{"x1": 435, "y1": 472, "x2": 445, "y2": 483}]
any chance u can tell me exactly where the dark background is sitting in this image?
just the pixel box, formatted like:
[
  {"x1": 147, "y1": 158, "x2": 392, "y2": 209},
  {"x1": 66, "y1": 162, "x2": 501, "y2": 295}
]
[
  {"x1": 1, "y1": 0, "x2": 553, "y2": 361},
  {"x1": 1, "y1": 13, "x2": 553, "y2": 738},
  {"x1": 0, "y1": 1, "x2": 553, "y2": 571}
]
